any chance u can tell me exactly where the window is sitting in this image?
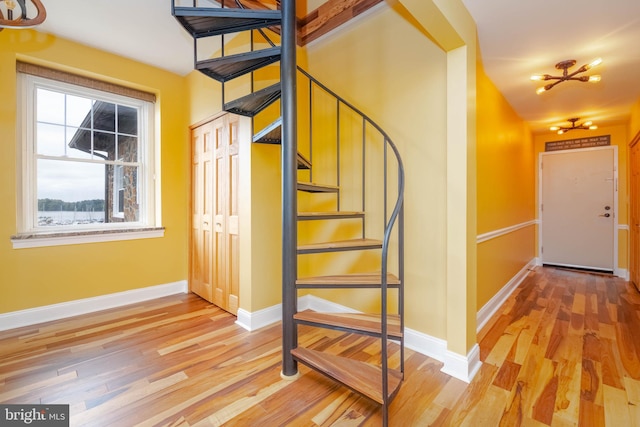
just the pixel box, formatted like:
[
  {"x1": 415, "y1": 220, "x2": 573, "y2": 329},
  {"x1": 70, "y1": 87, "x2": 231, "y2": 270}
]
[{"x1": 14, "y1": 67, "x2": 161, "y2": 248}]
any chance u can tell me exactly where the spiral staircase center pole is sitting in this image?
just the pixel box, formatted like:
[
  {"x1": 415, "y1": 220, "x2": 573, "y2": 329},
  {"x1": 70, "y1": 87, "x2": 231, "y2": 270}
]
[{"x1": 281, "y1": 0, "x2": 299, "y2": 378}]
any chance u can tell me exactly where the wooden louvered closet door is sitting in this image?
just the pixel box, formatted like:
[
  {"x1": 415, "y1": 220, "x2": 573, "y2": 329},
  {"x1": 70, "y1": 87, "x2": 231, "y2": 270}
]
[{"x1": 191, "y1": 114, "x2": 240, "y2": 315}]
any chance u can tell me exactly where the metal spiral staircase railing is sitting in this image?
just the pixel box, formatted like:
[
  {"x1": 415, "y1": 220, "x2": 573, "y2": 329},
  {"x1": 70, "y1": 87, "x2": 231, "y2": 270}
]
[{"x1": 172, "y1": 1, "x2": 405, "y2": 424}]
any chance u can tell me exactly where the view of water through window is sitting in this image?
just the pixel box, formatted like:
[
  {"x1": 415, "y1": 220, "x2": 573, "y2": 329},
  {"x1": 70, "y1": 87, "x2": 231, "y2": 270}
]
[{"x1": 38, "y1": 210, "x2": 106, "y2": 226}]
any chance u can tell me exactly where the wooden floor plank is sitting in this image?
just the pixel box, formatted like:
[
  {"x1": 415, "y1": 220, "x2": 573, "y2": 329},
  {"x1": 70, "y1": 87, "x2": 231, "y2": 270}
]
[
  {"x1": 603, "y1": 384, "x2": 632, "y2": 426},
  {"x1": 552, "y1": 358, "x2": 582, "y2": 426},
  {"x1": 0, "y1": 267, "x2": 639, "y2": 425}
]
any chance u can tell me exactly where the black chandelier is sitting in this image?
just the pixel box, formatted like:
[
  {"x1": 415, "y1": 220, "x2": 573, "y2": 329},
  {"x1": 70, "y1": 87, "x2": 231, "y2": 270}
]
[
  {"x1": 0, "y1": 0, "x2": 46, "y2": 30},
  {"x1": 550, "y1": 118, "x2": 597, "y2": 135},
  {"x1": 532, "y1": 58, "x2": 602, "y2": 94}
]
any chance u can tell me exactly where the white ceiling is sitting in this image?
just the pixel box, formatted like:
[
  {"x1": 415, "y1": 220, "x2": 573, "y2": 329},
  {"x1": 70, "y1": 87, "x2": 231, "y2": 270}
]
[
  {"x1": 462, "y1": 0, "x2": 640, "y2": 134},
  {"x1": 31, "y1": 0, "x2": 640, "y2": 134},
  {"x1": 36, "y1": 0, "x2": 197, "y2": 76}
]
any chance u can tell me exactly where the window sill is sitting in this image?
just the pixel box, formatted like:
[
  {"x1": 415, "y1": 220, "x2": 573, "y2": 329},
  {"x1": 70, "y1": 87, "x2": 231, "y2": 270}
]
[{"x1": 11, "y1": 227, "x2": 165, "y2": 249}]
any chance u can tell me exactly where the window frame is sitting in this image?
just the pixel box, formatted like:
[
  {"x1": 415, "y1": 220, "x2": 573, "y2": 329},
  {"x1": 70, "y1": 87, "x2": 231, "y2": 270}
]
[
  {"x1": 113, "y1": 161, "x2": 126, "y2": 219},
  {"x1": 13, "y1": 71, "x2": 163, "y2": 248}
]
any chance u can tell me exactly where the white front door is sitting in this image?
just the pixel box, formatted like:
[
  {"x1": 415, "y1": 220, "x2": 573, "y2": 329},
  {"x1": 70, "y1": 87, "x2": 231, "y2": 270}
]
[{"x1": 540, "y1": 146, "x2": 617, "y2": 272}]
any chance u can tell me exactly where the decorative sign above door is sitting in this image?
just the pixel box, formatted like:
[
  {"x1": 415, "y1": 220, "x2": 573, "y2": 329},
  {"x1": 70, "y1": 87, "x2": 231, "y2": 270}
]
[{"x1": 545, "y1": 135, "x2": 610, "y2": 152}]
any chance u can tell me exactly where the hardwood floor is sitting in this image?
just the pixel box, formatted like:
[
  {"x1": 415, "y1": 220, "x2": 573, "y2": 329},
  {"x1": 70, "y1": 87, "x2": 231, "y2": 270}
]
[{"x1": 1, "y1": 266, "x2": 639, "y2": 426}]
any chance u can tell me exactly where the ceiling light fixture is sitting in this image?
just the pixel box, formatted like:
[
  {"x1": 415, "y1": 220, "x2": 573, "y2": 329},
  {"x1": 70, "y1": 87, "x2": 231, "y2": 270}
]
[
  {"x1": 0, "y1": 0, "x2": 46, "y2": 30},
  {"x1": 532, "y1": 58, "x2": 602, "y2": 94},
  {"x1": 550, "y1": 118, "x2": 598, "y2": 135}
]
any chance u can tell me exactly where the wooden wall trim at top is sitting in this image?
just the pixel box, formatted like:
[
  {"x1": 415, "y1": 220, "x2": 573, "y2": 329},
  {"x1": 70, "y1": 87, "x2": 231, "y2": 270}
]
[
  {"x1": 298, "y1": 0, "x2": 384, "y2": 46},
  {"x1": 229, "y1": 0, "x2": 383, "y2": 46}
]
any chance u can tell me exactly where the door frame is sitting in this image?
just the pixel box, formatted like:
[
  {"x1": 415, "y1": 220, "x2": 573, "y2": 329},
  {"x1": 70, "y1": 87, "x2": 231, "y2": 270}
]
[
  {"x1": 538, "y1": 145, "x2": 619, "y2": 275},
  {"x1": 629, "y1": 131, "x2": 640, "y2": 289}
]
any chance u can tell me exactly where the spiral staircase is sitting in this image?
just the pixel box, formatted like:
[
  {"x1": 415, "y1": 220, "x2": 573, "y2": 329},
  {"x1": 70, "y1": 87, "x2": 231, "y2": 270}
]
[{"x1": 173, "y1": 1, "x2": 405, "y2": 424}]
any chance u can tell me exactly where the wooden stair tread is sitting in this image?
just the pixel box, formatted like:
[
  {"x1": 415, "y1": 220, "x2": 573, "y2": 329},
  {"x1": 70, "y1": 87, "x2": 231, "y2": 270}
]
[
  {"x1": 298, "y1": 211, "x2": 364, "y2": 220},
  {"x1": 294, "y1": 311, "x2": 402, "y2": 338},
  {"x1": 296, "y1": 153, "x2": 312, "y2": 170},
  {"x1": 296, "y1": 272, "x2": 400, "y2": 287},
  {"x1": 297, "y1": 238, "x2": 382, "y2": 254},
  {"x1": 253, "y1": 117, "x2": 282, "y2": 144},
  {"x1": 297, "y1": 182, "x2": 340, "y2": 193},
  {"x1": 196, "y1": 47, "x2": 281, "y2": 83},
  {"x1": 291, "y1": 347, "x2": 402, "y2": 405},
  {"x1": 253, "y1": 118, "x2": 311, "y2": 170},
  {"x1": 173, "y1": 8, "x2": 281, "y2": 38},
  {"x1": 224, "y1": 83, "x2": 281, "y2": 117}
]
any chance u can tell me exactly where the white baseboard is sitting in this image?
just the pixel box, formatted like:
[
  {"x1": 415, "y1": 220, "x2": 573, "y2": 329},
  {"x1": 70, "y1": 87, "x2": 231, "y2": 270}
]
[
  {"x1": 4, "y1": 283, "x2": 485, "y2": 383},
  {"x1": 303, "y1": 294, "x2": 359, "y2": 313},
  {"x1": 405, "y1": 328, "x2": 481, "y2": 383},
  {"x1": 615, "y1": 268, "x2": 629, "y2": 280},
  {"x1": 235, "y1": 294, "x2": 480, "y2": 382},
  {"x1": 235, "y1": 294, "x2": 358, "y2": 332},
  {"x1": 0, "y1": 280, "x2": 188, "y2": 331},
  {"x1": 441, "y1": 344, "x2": 482, "y2": 383},
  {"x1": 236, "y1": 304, "x2": 282, "y2": 331},
  {"x1": 404, "y1": 327, "x2": 447, "y2": 364},
  {"x1": 476, "y1": 259, "x2": 537, "y2": 333}
]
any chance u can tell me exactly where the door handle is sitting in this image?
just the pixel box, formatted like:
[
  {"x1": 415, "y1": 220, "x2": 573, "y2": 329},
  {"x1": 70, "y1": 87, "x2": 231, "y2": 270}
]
[{"x1": 599, "y1": 213, "x2": 610, "y2": 218}]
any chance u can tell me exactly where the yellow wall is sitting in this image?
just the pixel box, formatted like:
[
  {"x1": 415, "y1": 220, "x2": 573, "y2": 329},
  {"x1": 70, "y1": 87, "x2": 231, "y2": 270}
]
[
  {"x1": 303, "y1": 2, "x2": 455, "y2": 342},
  {"x1": 0, "y1": 30, "x2": 190, "y2": 314},
  {"x1": 533, "y1": 125, "x2": 629, "y2": 273},
  {"x1": 305, "y1": 4, "x2": 449, "y2": 339},
  {"x1": 476, "y1": 62, "x2": 535, "y2": 311},
  {"x1": 412, "y1": 0, "x2": 480, "y2": 355},
  {"x1": 299, "y1": 0, "x2": 481, "y2": 356}
]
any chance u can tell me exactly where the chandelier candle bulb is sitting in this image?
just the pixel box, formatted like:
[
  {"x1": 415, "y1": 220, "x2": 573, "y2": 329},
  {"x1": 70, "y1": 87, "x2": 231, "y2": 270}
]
[
  {"x1": 588, "y1": 58, "x2": 603, "y2": 69},
  {"x1": 4, "y1": 0, "x2": 14, "y2": 20}
]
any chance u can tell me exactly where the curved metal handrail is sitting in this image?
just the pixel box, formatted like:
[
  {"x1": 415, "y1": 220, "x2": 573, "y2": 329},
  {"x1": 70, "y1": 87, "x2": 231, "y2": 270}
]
[
  {"x1": 296, "y1": 66, "x2": 405, "y2": 406},
  {"x1": 296, "y1": 67, "x2": 405, "y2": 270}
]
